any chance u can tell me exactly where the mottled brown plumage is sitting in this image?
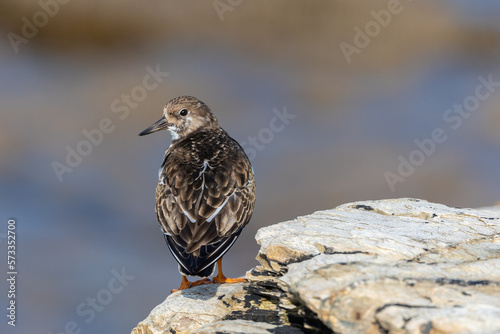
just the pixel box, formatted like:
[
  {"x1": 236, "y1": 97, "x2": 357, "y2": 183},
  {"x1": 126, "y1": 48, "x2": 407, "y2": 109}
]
[{"x1": 139, "y1": 96, "x2": 256, "y2": 291}]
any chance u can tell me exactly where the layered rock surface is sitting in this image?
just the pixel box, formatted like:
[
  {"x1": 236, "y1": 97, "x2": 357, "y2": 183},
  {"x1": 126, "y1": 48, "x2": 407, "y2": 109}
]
[{"x1": 131, "y1": 198, "x2": 500, "y2": 334}]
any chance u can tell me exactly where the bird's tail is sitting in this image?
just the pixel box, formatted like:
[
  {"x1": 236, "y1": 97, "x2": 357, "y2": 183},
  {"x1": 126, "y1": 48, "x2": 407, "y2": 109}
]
[{"x1": 165, "y1": 231, "x2": 242, "y2": 277}]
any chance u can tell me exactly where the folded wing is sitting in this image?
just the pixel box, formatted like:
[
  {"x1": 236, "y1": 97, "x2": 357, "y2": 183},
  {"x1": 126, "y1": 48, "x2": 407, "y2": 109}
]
[{"x1": 155, "y1": 141, "x2": 255, "y2": 276}]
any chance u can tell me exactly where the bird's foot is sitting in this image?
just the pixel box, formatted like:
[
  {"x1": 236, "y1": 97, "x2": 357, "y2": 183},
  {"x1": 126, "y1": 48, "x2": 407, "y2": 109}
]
[
  {"x1": 212, "y1": 275, "x2": 247, "y2": 284},
  {"x1": 171, "y1": 276, "x2": 192, "y2": 293},
  {"x1": 212, "y1": 258, "x2": 247, "y2": 284},
  {"x1": 171, "y1": 277, "x2": 212, "y2": 293},
  {"x1": 191, "y1": 278, "x2": 212, "y2": 287}
]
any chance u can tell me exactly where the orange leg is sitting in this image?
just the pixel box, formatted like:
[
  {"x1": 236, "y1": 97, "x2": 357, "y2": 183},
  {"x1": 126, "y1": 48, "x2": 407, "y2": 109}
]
[
  {"x1": 171, "y1": 276, "x2": 212, "y2": 293},
  {"x1": 171, "y1": 275, "x2": 191, "y2": 293},
  {"x1": 212, "y1": 258, "x2": 247, "y2": 284}
]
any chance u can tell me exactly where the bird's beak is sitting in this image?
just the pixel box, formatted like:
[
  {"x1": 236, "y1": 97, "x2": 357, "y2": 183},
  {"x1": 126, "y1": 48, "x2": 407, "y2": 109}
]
[{"x1": 139, "y1": 116, "x2": 170, "y2": 136}]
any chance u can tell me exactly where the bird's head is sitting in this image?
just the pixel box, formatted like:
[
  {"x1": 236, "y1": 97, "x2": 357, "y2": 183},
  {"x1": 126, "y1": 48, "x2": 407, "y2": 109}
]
[{"x1": 139, "y1": 96, "x2": 220, "y2": 140}]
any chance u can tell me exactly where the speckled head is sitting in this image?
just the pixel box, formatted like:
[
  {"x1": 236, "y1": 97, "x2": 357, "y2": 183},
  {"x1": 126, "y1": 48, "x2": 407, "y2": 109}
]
[{"x1": 139, "y1": 96, "x2": 220, "y2": 140}]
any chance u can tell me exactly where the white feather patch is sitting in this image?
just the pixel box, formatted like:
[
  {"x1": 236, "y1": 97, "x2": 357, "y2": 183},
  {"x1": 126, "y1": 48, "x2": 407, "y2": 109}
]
[
  {"x1": 206, "y1": 193, "x2": 232, "y2": 222},
  {"x1": 181, "y1": 207, "x2": 196, "y2": 223},
  {"x1": 168, "y1": 128, "x2": 179, "y2": 141}
]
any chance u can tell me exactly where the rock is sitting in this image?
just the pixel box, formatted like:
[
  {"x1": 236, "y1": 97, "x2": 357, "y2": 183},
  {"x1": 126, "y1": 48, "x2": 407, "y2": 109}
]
[
  {"x1": 131, "y1": 278, "x2": 326, "y2": 334},
  {"x1": 132, "y1": 198, "x2": 500, "y2": 334},
  {"x1": 195, "y1": 319, "x2": 305, "y2": 334},
  {"x1": 131, "y1": 284, "x2": 248, "y2": 334},
  {"x1": 479, "y1": 205, "x2": 500, "y2": 214}
]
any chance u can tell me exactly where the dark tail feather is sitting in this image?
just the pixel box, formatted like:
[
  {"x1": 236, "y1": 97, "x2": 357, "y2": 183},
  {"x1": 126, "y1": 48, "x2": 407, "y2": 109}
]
[
  {"x1": 179, "y1": 260, "x2": 215, "y2": 278},
  {"x1": 165, "y1": 230, "x2": 242, "y2": 277}
]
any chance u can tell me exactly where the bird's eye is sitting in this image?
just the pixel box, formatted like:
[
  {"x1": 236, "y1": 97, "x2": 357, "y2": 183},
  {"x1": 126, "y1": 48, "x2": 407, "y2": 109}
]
[{"x1": 179, "y1": 109, "x2": 188, "y2": 116}]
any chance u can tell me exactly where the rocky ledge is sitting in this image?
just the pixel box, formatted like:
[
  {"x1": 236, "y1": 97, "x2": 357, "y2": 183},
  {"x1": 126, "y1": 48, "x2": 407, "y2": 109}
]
[{"x1": 131, "y1": 198, "x2": 500, "y2": 334}]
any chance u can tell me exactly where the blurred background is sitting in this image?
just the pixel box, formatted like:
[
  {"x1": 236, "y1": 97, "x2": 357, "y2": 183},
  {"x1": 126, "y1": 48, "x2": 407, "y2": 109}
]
[{"x1": 1, "y1": 1, "x2": 500, "y2": 333}]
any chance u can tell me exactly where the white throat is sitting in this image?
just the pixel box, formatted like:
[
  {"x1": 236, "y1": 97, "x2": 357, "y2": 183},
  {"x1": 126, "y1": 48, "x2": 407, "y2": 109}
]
[{"x1": 168, "y1": 128, "x2": 179, "y2": 141}]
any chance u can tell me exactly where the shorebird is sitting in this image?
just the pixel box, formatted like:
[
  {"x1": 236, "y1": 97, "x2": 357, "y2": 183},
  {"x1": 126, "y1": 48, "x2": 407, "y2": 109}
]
[{"x1": 139, "y1": 96, "x2": 256, "y2": 292}]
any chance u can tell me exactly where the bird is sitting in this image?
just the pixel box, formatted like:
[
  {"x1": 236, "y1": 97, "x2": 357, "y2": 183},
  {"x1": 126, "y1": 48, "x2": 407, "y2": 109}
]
[{"x1": 139, "y1": 96, "x2": 256, "y2": 292}]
